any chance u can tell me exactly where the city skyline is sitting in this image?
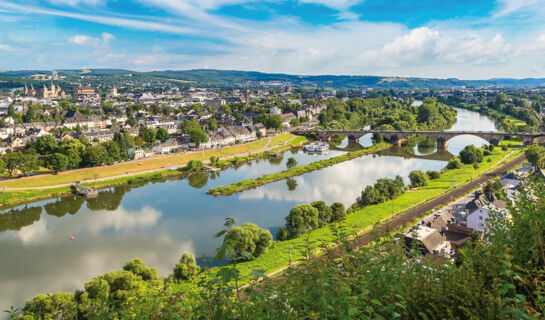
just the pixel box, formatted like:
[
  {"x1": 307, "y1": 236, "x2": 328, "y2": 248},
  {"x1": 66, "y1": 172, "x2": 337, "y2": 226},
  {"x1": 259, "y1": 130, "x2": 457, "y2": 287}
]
[{"x1": 1, "y1": 0, "x2": 545, "y2": 79}]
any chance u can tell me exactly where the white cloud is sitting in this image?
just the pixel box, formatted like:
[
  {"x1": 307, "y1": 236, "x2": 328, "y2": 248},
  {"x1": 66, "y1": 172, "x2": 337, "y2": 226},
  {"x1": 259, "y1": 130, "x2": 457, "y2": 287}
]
[
  {"x1": 494, "y1": 0, "x2": 545, "y2": 17},
  {"x1": 69, "y1": 32, "x2": 114, "y2": 50},
  {"x1": 47, "y1": 0, "x2": 106, "y2": 6},
  {"x1": 0, "y1": 43, "x2": 15, "y2": 51}
]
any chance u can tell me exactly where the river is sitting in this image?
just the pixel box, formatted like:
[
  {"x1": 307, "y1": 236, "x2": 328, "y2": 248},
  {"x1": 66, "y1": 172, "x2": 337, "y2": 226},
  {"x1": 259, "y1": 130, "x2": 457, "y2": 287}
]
[{"x1": 0, "y1": 108, "x2": 498, "y2": 311}]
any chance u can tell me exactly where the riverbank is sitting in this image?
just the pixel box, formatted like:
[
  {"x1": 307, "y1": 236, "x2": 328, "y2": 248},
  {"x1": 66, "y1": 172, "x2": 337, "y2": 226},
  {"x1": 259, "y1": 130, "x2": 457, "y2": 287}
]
[
  {"x1": 207, "y1": 142, "x2": 391, "y2": 196},
  {"x1": 207, "y1": 140, "x2": 524, "y2": 283},
  {"x1": 0, "y1": 133, "x2": 308, "y2": 208}
]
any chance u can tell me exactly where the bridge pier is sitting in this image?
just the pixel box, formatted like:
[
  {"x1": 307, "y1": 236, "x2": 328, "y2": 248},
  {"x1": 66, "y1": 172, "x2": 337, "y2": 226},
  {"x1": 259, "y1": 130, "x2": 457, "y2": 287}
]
[
  {"x1": 436, "y1": 138, "x2": 448, "y2": 150},
  {"x1": 521, "y1": 136, "x2": 535, "y2": 146}
]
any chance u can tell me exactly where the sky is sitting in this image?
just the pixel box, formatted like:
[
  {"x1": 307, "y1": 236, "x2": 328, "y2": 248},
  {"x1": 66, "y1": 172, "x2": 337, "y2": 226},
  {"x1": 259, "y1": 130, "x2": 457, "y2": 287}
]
[{"x1": 1, "y1": 0, "x2": 545, "y2": 79}]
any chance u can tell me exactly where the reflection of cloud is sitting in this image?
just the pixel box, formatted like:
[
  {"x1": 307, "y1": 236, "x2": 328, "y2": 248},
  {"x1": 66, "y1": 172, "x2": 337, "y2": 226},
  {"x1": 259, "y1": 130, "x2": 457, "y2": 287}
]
[
  {"x1": 16, "y1": 206, "x2": 161, "y2": 245},
  {"x1": 240, "y1": 155, "x2": 441, "y2": 205},
  {"x1": 0, "y1": 234, "x2": 194, "y2": 313}
]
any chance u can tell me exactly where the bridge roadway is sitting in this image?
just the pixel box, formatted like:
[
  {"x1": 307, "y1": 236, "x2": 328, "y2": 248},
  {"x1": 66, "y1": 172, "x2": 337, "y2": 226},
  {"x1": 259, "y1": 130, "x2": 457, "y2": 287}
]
[{"x1": 293, "y1": 129, "x2": 545, "y2": 149}]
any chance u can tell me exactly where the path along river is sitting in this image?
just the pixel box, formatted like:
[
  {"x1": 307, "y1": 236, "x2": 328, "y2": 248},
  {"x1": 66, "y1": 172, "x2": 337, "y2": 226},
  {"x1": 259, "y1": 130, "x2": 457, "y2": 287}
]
[{"x1": 0, "y1": 108, "x2": 498, "y2": 310}]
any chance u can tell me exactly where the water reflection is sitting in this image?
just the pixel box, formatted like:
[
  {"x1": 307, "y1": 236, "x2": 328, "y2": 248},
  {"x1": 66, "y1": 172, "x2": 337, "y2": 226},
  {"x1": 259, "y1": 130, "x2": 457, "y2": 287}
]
[{"x1": 0, "y1": 107, "x2": 499, "y2": 312}]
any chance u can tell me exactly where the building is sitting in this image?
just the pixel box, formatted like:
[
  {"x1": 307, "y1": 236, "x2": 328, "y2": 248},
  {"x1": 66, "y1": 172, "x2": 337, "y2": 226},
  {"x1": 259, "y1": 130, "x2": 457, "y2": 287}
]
[
  {"x1": 404, "y1": 226, "x2": 453, "y2": 258},
  {"x1": 24, "y1": 82, "x2": 66, "y2": 99},
  {"x1": 128, "y1": 146, "x2": 144, "y2": 160},
  {"x1": 75, "y1": 87, "x2": 95, "y2": 95}
]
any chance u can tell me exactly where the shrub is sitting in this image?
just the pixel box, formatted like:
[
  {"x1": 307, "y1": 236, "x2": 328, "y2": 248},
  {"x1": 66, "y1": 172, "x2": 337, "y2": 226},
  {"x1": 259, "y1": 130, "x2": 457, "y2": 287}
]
[
  {"x1": 473, "y1": 163, "x2": 479, "y2": 169},
  {"x1": 487, "y1": 158, "x2": 492, "y2": 162},
  {"x1": 311, "y1": 200, "x2": 332, "y2": 226},
  {"x1": 223, "y1": 223, "x2": 273, "y2": 260},
  {"x1": 501, "y1": 145, "x2": 508, "y2": 151},
  {"x1": 488, "y1": 144, "x2": 495, "y2": 151},
  {"x1": 483, "y1": 150, "x2": 491, "y2": 156},
  {"x1": 447, "y1": 157, "x2": 463, "y2": 169},
  {"x1": 426, "y1": 170, "x2": 441, "y2": 180},
  {"x1": 285, "y1": 204, "x2": 319, "y2": 238},
  {"x1": 275, "y1": 227, "x2": 289, "y2": 241},
  {"x1": 330, "y1": 202, "x2": 346, "y2": 222},
  {"x1": 173, "y1": 253, "x2": 200, "y2": 281},
  {"x1": 459, "y1": 145, "x2": 483, "y2": 164},
  {"x1": 187, "y1": 160, "x2": 203, "y2": 171},
  {"x1": 409, "y1": 170, "x2": 429, "y2": 188},
  {"x1": 123, "y1": 258, "x2": 158, "y2": 281}
]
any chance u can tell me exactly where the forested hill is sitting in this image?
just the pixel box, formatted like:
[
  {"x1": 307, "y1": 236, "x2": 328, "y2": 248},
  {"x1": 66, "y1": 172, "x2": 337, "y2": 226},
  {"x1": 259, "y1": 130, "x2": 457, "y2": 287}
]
[{"x1": 3, "y1": 69, "x2": 545, "y2": 88}]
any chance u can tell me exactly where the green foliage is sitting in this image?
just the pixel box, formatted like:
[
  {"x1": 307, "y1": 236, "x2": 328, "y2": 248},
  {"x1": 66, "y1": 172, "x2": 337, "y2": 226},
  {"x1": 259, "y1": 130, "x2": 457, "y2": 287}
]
[
  {"x1": 525, "y1": 144, "x2": 545, "y2": 168},
  {"x1": 286, "y1": 156, "x2": 297, "y2": 170},
  {"x1": 222, "y1": 223, "x2": 273, "y2": 260},
  {"x1": 285, "y1": 204, "x2": 319, "y2": 238},
  {"x1": 426, "y1": 170, "x2": 441, "y2": 180},
  {"x1": 46, "y1": 153, "x2": 69, "y2": 172},
  {"x1": 459, "y1": 145, "x2": 484, "y2": 164},
  {"x1": 357, "y1": 176, "x2": 405, "y2": 206},
  {"x1": 447, "y1": 157, "x2": 463, "y2": 169},
  {"x1": 330, "y1": 202, "x2": 346, "y2": 222},
  {"x1": 275, "y1": 227, "x2": 289, "y2": 241},
  {"x1": 311, "y1": 200, "x2": 333, "y2": 226},
  {"x1": 33, "y1": 135, "x2": 58, "y2": 155},
  {"x1": 409, "y1": 170, "x2": 429, "y2": 188},
  {"x1": 156, "y1": 127, "x2": 170, "y2": 142},
  {"x1": 123, "y1": 258, "x2": 158, "y2": 281},
  {"x1": 173, "y1": 253, "x2": 200, "y2": 281},
  {"x1": 187, "y1": 159, "x2": 203, "y2": 171}
]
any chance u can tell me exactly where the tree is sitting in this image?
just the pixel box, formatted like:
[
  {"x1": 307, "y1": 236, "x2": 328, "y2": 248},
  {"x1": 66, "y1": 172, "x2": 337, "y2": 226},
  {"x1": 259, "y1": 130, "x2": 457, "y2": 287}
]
[
  {"x1": 426, "y1": 170, "x2": 441, "y2": 180},
  {"x1": 275, "y1": 227, "x2": 289, "y2": 241},
  {"x1": 173, "y1": 253, "x2": 200, "y2": 281},
  {"x1": 409, "y1": 170, "x2": 429, "y2": 188},
  {"x1": 140, "y1": 127, "x2": 156, "y2": 144},
  {"x1": 459, "y1": 145, "x2": 483, "y2": 164},
  {"x1": 187, "y1": 159, "x2": 203, "y2": 171},
  {"x1": 18, "y1": 153, "x2": 38, "y2": 176},
  {"x1": 180, "y1": 119, "x2": 201, "y2": 134},
  {"x1": 208, "y1": 118, "x2": 218, "y2": 131},
  {"x1": 286, "y1": 157, "x2": 297, "y2": 170},
  {"x1": 82, "y1": 145, "x2": 108, "y2": 167},
  {"x1": 311, "y1": 200, "x2": 332, "y2": 226},
  {"x1": 285, "y1": 204, "x2": 319, "y2": 238},
  {"x1": 330, "y1": 202, "x2": 346, "y2": 222},
  {"x1": 222, "y1": 223, "x2": 273, "y2": 260},
  {"x1": 189, "y1": 128, "x2": 208, "y2": 144},
  {"x1": 47, "y1": 153, "x2": 69, "y2": 172},
  {"x1": 357, "y1": 185, "x2": 380, "y2": 206},
  {"x1": 34, "y1": 135, "x2": 58, "y2": 155},
  {"x1": 156, "y1": 128, "x2": 169, "y2": 142},
  {"x1": 123, "y1": 258, "x2": 158, "y2": 281},
  {"x1": 3, "y1": 152, "x2": 19, "y2": 176},
  {"x1": 525, "y1": 144, "x2": 545, "y2": 169},
  {"x1": 447, "y1": 157, "x2": 463, "y2": 169}
]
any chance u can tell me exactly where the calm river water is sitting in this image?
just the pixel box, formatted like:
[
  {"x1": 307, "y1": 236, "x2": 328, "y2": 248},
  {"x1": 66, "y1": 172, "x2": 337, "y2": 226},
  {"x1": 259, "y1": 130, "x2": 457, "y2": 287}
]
[{"x1": 0, "y1": 108, "x2": 497, "y2": 311}]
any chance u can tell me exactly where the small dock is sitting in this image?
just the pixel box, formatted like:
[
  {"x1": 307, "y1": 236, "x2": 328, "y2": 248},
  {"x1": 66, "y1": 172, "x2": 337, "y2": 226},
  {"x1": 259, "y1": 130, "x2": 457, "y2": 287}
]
[
  {"x1": 71, "y1": 183, "x2": 98, "y2": 198},
  {"x1": 264, "y1": 150, "x2": 281, "y2": 157},
  {"x1": 203, "y1": 165, "x2": 221, "y2": 172}
]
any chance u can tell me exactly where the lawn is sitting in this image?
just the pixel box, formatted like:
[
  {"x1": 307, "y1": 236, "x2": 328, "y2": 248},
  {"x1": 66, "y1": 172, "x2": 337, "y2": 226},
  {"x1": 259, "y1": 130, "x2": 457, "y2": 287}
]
[
  {"x1": 0, "y1": 134, "x2": 296, "y2": 189},
  {"x1": 209, "y1": 139, "x2": 524, "y2": 283}
]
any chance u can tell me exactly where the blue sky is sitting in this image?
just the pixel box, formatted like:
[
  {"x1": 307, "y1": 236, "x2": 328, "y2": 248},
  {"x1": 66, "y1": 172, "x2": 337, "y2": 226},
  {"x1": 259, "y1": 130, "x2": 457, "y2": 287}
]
[{"x1": 1, "y1": 0, "x2": 545, "y2": 79}]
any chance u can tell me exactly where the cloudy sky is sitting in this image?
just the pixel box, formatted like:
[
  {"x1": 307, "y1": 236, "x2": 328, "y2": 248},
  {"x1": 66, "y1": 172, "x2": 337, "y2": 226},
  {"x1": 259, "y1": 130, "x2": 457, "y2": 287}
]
[{"x1": 1, "y1": 0, "x2": 545, "y2": 79}]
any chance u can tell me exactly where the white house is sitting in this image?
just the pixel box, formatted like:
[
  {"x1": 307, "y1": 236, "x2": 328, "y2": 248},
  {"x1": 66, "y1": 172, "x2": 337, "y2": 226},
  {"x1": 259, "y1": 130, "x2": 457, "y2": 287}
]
[
  {"x1": 128, "y1": 146, "x2": 144, "y2": 160},
  {"x1": 466, "y1": 201, "x2": 507, "y2": 233}
]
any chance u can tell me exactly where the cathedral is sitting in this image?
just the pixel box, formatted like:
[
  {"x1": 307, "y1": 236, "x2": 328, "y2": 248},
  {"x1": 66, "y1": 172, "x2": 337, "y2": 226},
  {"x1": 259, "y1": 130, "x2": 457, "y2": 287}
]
[{"x1": 24, "y1": 81, "x2": 66, "y2": 99}]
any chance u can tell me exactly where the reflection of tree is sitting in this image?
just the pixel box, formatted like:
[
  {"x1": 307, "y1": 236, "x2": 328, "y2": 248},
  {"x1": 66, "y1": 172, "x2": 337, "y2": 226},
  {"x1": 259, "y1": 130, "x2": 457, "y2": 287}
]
[
  {"x1": 210, "y1": 172, "x2": 219, "y2": 180},
  {"x1": 286, "y1": 178, "x2": 298, "y2": 191},
  {"x1": 187, "y1": 172, "x2": 209, "y2": 189},
  {"x1": 44, "y1": 196, "x2": 84, "y2": 217},
  {"x1": 268, "y1": 155, "x2": 283, "y2": 165},
  {"x1": 86, "y1": 187, "x2": 127, "y2": 211},
  {"x1": 0, "y1": 205, "x2": 42, "y2": 232}
]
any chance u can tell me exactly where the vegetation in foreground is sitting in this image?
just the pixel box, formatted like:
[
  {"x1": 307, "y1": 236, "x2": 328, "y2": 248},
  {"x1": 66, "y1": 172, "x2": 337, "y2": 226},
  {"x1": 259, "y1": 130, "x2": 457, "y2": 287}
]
[{"x1": 13, "y1": 175, "x2": 545, "y2": 319}]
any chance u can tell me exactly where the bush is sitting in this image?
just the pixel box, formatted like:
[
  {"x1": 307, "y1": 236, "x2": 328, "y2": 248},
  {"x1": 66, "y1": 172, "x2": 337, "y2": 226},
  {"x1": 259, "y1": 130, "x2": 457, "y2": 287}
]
[
  {"x1": 223, "y1": 223, "x2": 273, "y2": 260},
  {"x1": 488, "y1": 144, "x2": 495, "y2": 151},
  {"x1": 173, "y1": 253, "x2": 200, "y2": 281},
  {"x1": 473, "y1": 163, "x2": 479, "y2": 169},
  {"x1": 285, "y1": 204, "x2": 319, "y2": 238},
  {"x1": 275, "y1": 227, "x2": 289, "y2": 241},
  {"x1": 330, "y1": 202, "x2": 346, "y2": 222},
  {"x1": 483, "y1": 150, "x2": 491, "y2": 156},
  {"x1": 123, "y1": 258, "x2": 158, "y2": 281},
  {"x1": 487, "y1": 158, "x2": 492, "y2": 162},
  {"x1": 501, "y1": 145, "x2": 508, "y2": 151},
  {"x1": 447, "y1": 157, "x2": 463, "y2": 169},
  {"x1": 459, "y1": 145, "x2": 483, "y2": 164},
  {"x1": 409, "y1": 170, "x2": 429, "y2": 188},
  {"x1": 426, "y1": 170, "x2": 441, "y2": 180},
  {"x1": 357, "y1": 176, "x2": 405, "y2": 206},
  {"x1": 187, "y1": 159, "x2": 203, "y2": 171},
  {"x1": 311, "y1": 200, "x2": 332, "y2": 226}
]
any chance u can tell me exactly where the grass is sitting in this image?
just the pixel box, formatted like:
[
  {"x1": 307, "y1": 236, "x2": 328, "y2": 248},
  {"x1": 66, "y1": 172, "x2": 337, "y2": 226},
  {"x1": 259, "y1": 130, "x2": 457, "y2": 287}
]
[
  {"x1": 207, "y1": 142, "x2": 391, "y2": 196},
  {"x1": 0, "y1": 134, "x2": 298, "y2": 189},
  {"x1": 207, "y1": 139, "x2": 524, "y2": 283}
]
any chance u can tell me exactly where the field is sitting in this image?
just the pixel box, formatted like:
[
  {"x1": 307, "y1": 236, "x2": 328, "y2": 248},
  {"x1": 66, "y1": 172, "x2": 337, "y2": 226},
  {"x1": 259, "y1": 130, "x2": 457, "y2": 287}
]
[
  {"x1": 0, "y1": 134, "x2": 301, "y2": 189},
  {"x1": 206, "y1": 140, "x2": 524, "y2": 283}
]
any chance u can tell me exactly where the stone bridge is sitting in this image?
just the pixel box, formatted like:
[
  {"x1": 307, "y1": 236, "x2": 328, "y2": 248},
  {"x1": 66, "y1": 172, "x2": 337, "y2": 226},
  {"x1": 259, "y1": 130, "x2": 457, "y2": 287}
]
[{"x1": 292, "y1": 129, "x2": 545, "y2": 149}]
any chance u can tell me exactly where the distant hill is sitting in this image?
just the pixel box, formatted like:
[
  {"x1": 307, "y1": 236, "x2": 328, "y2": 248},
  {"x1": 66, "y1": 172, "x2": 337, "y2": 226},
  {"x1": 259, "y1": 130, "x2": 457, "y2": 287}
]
[{"x1": 2, "y1": 69, "x2": 545, "y2": 89}]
